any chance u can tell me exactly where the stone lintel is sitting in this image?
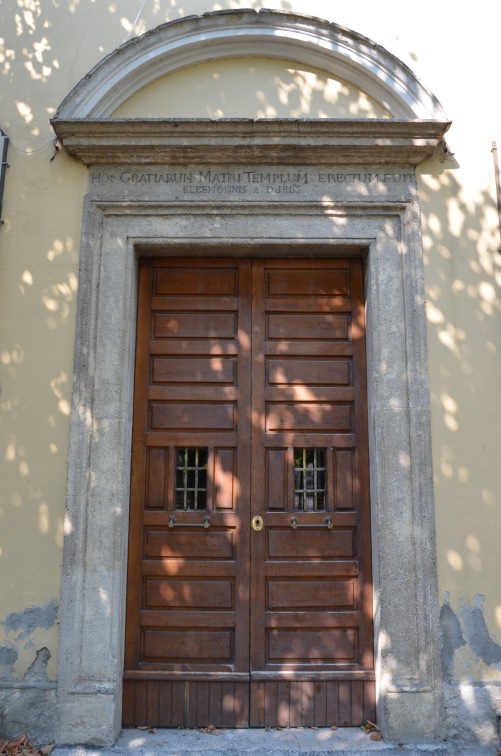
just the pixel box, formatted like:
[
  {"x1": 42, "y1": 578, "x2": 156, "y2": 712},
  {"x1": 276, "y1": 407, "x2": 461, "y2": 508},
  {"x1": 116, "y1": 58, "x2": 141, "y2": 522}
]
[{"x1": 51, "y1": 118, "x2": 451, "y2": 166}]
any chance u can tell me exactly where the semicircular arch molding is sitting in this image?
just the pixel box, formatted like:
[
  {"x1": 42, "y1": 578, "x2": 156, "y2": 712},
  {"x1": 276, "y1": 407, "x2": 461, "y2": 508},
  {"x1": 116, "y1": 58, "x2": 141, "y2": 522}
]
[{"x1": 55, "y1": 9, "x2": 447, "y2": 121}]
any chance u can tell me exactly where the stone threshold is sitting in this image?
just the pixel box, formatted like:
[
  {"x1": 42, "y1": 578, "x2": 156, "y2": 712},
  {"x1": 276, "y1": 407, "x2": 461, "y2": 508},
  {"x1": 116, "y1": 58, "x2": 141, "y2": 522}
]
[{"x1": 52, "y1": 727, "x2": 496, "y2": 756}]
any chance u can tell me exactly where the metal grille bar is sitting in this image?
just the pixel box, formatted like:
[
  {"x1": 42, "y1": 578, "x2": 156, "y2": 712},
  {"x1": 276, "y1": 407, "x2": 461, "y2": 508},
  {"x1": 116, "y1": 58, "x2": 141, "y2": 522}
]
[
  {"x1": 175, "y1": 447, "x2": 208, "y2": 511},
  {"x1": 294, "y1": 448, "x2": 326, "y2": 511}
]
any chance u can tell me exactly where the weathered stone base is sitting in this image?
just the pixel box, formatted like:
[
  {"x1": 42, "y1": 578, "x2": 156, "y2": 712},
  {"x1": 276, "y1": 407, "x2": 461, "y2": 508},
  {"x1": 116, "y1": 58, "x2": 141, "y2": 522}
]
[
  {"x1": 382, "y1": 691, "x2": 444, "y2": 743},
  {"x1": 57, "y1": 694, "x2": 122, "y2": 747},
  {"x1": 0, "y1": 682, "x2": 56, "y2": 745},
  {"x1": 443, "y1": 681, "x2": 501, "y2": 744}
]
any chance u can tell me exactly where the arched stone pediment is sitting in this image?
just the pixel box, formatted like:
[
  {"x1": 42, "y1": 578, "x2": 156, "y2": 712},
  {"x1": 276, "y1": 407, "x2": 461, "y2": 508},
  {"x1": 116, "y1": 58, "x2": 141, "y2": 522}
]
[
  {"x1": 52, "y1": 10, "x2": 450, "y2": 166},
  {"x1": 54, "y1": 9, "x2": 446, "y2": 121}
]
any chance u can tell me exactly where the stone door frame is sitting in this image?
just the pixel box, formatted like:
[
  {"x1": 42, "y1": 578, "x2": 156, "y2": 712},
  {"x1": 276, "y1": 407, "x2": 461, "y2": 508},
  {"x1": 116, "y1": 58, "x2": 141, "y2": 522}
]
[{"x1": 56, "y1": 181, "x2": 443, "y2": 744}]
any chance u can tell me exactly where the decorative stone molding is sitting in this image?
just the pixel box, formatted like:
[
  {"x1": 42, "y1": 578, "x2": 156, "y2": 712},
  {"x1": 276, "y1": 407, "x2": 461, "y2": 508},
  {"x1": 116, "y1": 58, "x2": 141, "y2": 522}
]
[
  {"x1": 51, "y1": 118, "x2": 450, "y2": 167},
  {"x1": 54, "y1": 10, "x2": 448, "y2": 121}
]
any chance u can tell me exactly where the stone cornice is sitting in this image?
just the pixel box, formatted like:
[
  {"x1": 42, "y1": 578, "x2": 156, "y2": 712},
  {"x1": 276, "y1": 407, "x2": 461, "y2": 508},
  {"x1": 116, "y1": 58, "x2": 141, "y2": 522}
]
[{"x1": 51, "y1": 118, "x2": 451, "y2": 166}]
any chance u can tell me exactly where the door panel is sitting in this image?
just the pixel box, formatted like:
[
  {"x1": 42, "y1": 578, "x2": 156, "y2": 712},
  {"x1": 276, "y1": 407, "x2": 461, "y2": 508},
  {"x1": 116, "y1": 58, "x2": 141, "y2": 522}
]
[
  {"x1": 123, "y1": 257, "x2": 374, "y2": 728},
  {"x1": 124, "y1": 259, "x2": 251, "y2": 696}
]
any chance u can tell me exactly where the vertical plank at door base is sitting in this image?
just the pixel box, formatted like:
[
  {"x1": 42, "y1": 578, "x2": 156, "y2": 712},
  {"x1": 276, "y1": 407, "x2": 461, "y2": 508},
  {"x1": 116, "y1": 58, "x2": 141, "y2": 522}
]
[
  {"x1": 251, "y1": 681, "x2": 265, "y2": 726},
  {"x1": 314, "y1": 682, "x2": 327, "y2": 727},
  {"x1": 171, "y1": 681, "x2": 184, "y2": 727},
  {"x1": 146, "y1": 681, "x2": 160, "y2": 725},
  {"x1": 159, "y1": 681, "x2": 172, "y2": 726},
  {"x1": 196, "y1": 682, "x2": 210, "y2": 727},
  {"x1": 338, "y1": 682, "x2": 351, "y2": 726},
  {"x1": 363, "y1": 680, "x2": 377, "y2": 724},
  {"x1": 122, "y1": 680, "x2": 134, "y2": 726},
  {"x1": 135, "y1": 680, "x2": 148, "y2": 725},
  {"x1": 277, "y1": 682, "x2": 290, "y2": 727},
  {"x1": 351, "y1": 681, "x2": 363, "y2": 725},
  {"x1": 264, "y1": 681, "x2": 277, "y2": 727},
  {"x1": 186, "y1": 682, "x2": 198, "y2": 727},
  {"x1": 288, "y1": 682, "x2": 302, "y2": 727},
  {"x1": 234, "y1": 682, "x2": 250, "y2": 727},
  {"x1": 301, "y1": 682, "x2": 315, "y2": 726},
  {"x1": 221, "y1": 682, "x2": 235, "y2": 728},
  {"x1": 327, "y1": 682, "x2": 340, "y2": 726},
  {"x1": 209, "y1": 682, "x2": 222, "y2": 726}
]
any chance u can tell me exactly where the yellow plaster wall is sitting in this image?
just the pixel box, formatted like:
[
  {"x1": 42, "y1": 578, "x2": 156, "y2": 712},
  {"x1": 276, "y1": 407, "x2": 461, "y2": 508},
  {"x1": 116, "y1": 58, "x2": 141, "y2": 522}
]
[
  {"x1": 0, "y1": 0, "x2": 500, "y2": 687},
  {"x1": 113, "y1": 58, "x2": 390, "y2": 119},
  {"x1": 0, "y1": 146, "x2": 86, "y2": 678}
]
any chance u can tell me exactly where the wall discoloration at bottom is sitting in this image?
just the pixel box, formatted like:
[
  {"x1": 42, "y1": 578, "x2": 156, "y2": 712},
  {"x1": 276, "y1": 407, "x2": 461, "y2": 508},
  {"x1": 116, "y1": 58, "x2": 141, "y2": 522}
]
[
  {"x1": 0, "y1": 603, "x2": 58, "y2": 744},
  {"x1": 0, "y1": 601, "x2": 58, "y2": 677},
  {"x1": 443, "y1": 681, "x2": 501, "y2": 744},
  {"x1": 439, "y1": 596, "x2": 466, "y2": 681},
  {"x1": 440, "y1": 594, "x2": 501, "y2": 676},
  {"x1": 460, "y1": 594, "x2": 501, "y2": 666},
  {"x1": 0, "y1": 683, "x2": 56, "y2": 745},
  {"x1": 440, "y1": 594, "x2": 501, "y2": 744},
  {"x1": 0, "y1": 649, "x2": 55, "y2": 744}
]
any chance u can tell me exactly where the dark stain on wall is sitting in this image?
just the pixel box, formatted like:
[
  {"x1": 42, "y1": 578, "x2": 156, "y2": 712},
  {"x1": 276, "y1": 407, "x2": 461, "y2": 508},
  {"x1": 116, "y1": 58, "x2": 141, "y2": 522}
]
[
  {"x1": 24, "y1": 647, "x2": 51, "y2": 681},
  {"x1": 461, "y1": 595, "x2": 501, "y2": 666},
  {"x1": 0, "y1": 646, "x2": 18, "y2": 666},
  {"x1": 4, "y1": 600, "x2": 58, "y2": 641},
  {"x1": 440, "y1": 597, "x2": 466, "y2": 680}
]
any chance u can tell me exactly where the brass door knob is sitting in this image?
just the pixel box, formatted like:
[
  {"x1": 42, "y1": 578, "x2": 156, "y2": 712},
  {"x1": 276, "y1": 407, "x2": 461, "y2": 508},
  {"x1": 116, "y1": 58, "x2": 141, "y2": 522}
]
[{"x1": 251, "y1": 515, "x2": 264, "y2": 532}]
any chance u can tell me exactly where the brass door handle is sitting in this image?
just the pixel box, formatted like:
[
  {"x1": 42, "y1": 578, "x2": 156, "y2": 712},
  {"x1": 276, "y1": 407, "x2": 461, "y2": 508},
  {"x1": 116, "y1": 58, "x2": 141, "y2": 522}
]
[{"x1": 252, "y1": 515, "x2": 264, "y2": 532}]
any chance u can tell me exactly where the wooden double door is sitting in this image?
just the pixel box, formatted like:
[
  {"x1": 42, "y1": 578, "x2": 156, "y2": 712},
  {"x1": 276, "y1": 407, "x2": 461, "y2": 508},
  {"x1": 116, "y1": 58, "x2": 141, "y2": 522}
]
[{"x1": 123, "y1": 257, "x2": 374, "y2": 728}]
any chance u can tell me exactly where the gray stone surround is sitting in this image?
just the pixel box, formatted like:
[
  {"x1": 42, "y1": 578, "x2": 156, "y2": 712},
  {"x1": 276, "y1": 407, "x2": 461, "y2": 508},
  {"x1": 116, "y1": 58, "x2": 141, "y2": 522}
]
[
  {"x1": 47, "y1": 7, "x2": 457, "y2": 746},
  {"x1": 55, "y1": 154, "x2": 444, "y2": 744}
]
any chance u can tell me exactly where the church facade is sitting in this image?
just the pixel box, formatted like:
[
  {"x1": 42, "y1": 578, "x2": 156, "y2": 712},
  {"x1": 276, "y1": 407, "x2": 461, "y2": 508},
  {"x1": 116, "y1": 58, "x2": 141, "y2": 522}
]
[{"x1": 0, "y1": 1, "x2": 500, "y2": 747}]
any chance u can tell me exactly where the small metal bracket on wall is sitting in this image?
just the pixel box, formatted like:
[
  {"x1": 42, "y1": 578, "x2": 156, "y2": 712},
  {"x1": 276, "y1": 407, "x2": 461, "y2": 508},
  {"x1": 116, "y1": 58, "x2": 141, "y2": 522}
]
[
  {"x1": 0, "y1": 130, "x2": 9, "y2": 228},
  {"x1": 492, "y1": 141, "x2": 501, "y2": 253}
]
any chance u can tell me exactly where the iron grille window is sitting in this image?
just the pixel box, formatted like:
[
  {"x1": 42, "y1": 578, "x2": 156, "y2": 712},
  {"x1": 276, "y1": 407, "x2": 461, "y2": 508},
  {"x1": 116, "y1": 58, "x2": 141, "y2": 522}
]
[
  {"x1": 294, "y1": 448, "x2": 326, "y2": 511},
  {"x1": 175, "y1": 447, "x2": 208, "y2": 510}
]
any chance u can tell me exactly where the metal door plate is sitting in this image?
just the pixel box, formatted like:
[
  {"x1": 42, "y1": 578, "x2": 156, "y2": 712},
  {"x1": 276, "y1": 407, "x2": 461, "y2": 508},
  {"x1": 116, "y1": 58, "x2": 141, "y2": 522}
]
[{"x1": 252, "y1": 515, "x2": 264, "y2": 532}]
